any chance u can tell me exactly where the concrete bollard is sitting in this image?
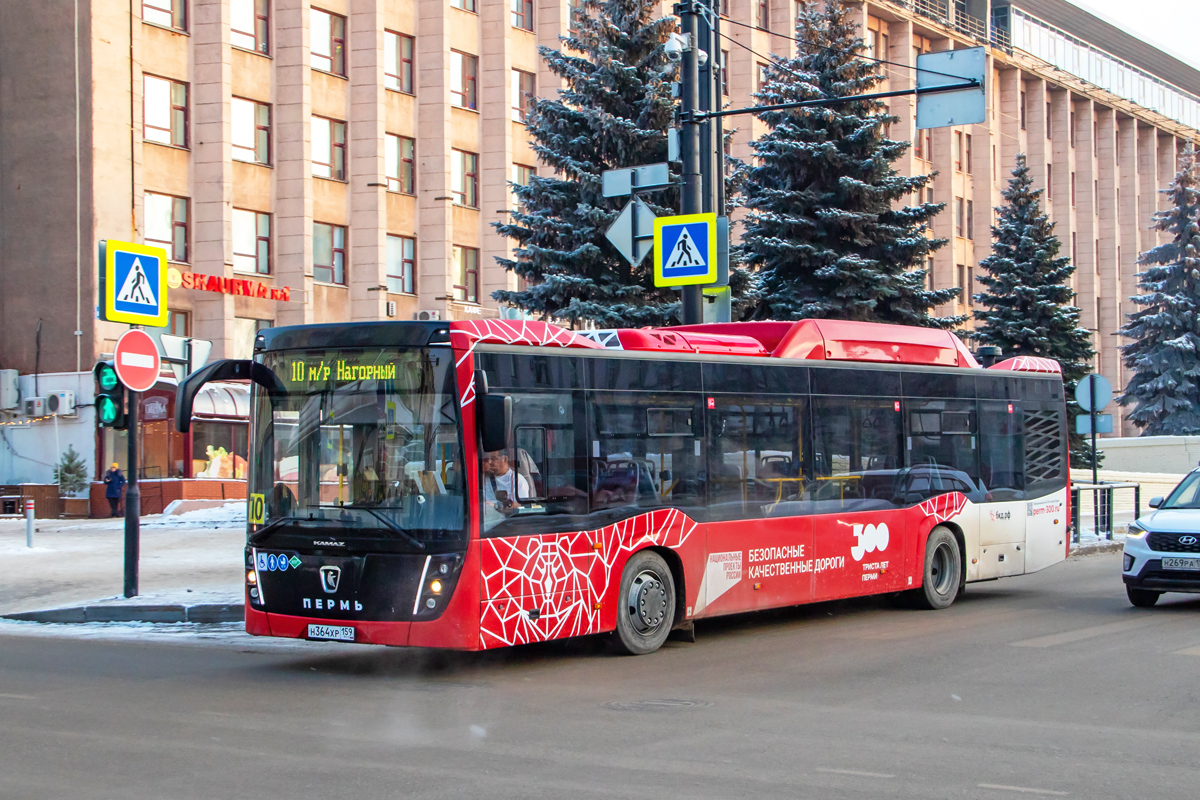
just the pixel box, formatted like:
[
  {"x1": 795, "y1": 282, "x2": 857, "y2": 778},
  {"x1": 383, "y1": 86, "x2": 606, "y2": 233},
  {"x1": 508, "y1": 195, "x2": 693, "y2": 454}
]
[{"x1": 25, "y1": 505, "x2": 34, "y2": 548}]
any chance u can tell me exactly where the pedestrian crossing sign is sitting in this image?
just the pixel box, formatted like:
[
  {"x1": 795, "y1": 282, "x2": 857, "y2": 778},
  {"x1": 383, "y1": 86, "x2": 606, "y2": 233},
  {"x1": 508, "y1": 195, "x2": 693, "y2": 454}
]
[
  {"x1": 98, "y1": 239, "x2": 169, "y2": 327},
  {"x1": 653, "y1": 213, "x2": 718, "y2": 287}
]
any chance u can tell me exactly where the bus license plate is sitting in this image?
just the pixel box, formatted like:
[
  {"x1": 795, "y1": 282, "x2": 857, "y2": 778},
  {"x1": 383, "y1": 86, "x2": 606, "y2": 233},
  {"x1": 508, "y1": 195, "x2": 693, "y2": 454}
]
[
  {"x1": 308, "y1": 624, "x2": 355, "y2": 642},
  {"x1": 1162, "y1": 557, "x2": 1200, "y2": 571}
]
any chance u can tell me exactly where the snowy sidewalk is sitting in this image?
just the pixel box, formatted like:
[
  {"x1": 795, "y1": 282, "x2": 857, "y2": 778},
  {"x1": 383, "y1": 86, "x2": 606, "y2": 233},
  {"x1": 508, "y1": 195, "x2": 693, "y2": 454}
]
[{"x1": 0, "y1": 503, "x2": 246, "y2": 618}]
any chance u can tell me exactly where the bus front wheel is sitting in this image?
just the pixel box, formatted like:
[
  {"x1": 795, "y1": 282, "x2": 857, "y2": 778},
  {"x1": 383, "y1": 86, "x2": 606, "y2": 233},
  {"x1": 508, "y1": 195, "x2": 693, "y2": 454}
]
[
  {"x1": 911, "y1": 527, "x2": 962, "y2": 610},
  {"x1": 613, "y1": 551, "x2": 676, "y2": 656}
]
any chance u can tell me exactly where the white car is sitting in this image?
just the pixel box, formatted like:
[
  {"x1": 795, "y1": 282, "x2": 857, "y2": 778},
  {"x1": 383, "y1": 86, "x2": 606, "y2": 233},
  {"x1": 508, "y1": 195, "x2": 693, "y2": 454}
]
[{"x1": 1122, "y1": 468, "x2": 1200, "y2": 607}]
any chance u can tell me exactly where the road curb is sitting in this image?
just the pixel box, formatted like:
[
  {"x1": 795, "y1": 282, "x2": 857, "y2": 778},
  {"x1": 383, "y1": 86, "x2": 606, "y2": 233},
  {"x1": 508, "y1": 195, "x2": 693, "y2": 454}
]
[
  {"x1": 1070, "y1": 541, "x2": 1125, "y2": 557},
  {"x1": 2, "y1": 603, "x2": 244, "y2": 624}
]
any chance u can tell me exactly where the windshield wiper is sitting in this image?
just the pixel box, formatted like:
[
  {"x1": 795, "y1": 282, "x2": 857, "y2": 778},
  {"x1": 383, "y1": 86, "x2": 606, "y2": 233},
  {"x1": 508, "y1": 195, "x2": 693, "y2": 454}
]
[
  {"x1": 340, "y1": 504, "x2": 427, "y2": 550},
  {"x1": 248, "y1": 514, "x2": 335, "y2": 544}
]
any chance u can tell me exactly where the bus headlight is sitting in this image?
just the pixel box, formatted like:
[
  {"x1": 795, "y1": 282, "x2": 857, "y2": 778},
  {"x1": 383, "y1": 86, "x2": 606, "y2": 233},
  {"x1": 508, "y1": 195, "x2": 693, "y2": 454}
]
[{"x1": 430, "y1": 579, "x2": 443, "y2": 594}]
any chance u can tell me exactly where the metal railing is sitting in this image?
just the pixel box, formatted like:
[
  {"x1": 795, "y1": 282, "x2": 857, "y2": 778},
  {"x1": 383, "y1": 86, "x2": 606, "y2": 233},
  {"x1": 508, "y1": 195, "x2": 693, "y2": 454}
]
[{"x1": 1071, "y1": 482, "x2": 1141, "y2": 542}]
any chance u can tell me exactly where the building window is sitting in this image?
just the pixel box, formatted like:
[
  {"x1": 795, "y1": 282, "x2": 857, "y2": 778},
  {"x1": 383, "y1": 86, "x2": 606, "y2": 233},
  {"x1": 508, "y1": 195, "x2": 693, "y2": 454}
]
[
  {"x1": 1071, "y1": 171, "x2": 1077, "y2": 206},
  {"x1": 232, "y1": 97, "x2": 270, "y2": 165},
  {"x1": 953, "y1": 131, "x2": 963, "y2": 171},
  {"x1": 385, "y1": 134, "x2": 416, "y2": 194},
  {"x1": 143, "y1": 0, "x2": 186, "y2": 31},
  {"x1": 1070, "y1": 110, "x2": 1077, "y2": 147},
  {"x1": 964, "y1": 134, "x2": 972, "y2": 174},
  {"x1": 453, "y1": 246, "x2": 479, "y2": 303},
  {"x1": 756, "y1": 0, "x2": 769, "y2": 29},
  {"x1": 1020, "y1": 90, "x2": 1027, "y2": 130},
  {"x1": 968, "y1": 267, "x2": 975, "y2": 305},
  {"x1": 512, "y1": 69, "x2": 535, "y2": 122},
  {"x1": 452, "y1": 149, "x2": 479, "y2": 207},
  {"x1": 233, "y1": 209, "x2": 271, "y2": 275},
  {"x1": 451, "y1": 0, "x2": 477, "y2": 13},
  {"x1": 720, "y1": 50, "x2": 729, "y2": 97},
  {"x1": 385, "y1": 32, "x2": 415, "y2": 93},
  {"x1": 310, "y1": 8, "x2": 346, "y2": 76},
  {"x1": 513, "y1": 163, "x2": 536, "y2": 186},
  {"x1": 512, "y1": 0, "x2": 533, "y2": 30},
  {"x1": 386, "y1": 235, "x2": 416, "y2": 295},
  {"x1": 1046, "y1": 163, "x2": 1053, "y2": 200},
  {"x1": 927, "y1": 257, "x2": 936, "y2": 291},
  {"x1": 145, "y1": 193, "x2": 188, "y2": 264},
  {"x1": 312, "y1": 116, "x2": 346, "y2": 180},
  {"x1": 313, "y1": 222, "x2": 346, "y2": 285},
  {"x1": 168, "y1": 309, "x2": 191, "y2": 337},
  {"x1": 143, "y1": 75, "x2": 188, "y2": 148},
  {"x1": 966, "y1": 200, "x2": 974, "y2": 240},
  {"x1": 957, "y1": 264, "x2": 967, "y2": 303},
  {"x1": 569, "y1": 0, "x2": 585, "y2": 30},
  {"x1": 915, "y1": 127, "x2": 932, "y2": 161},
  {"x1": 757, "y1": 62, "x2": 769, "y2": 92},
  {"x1": 451, "y1": 51, "x2": 478, "y2": 110},
  {"x1": 955, "y1": 197, "x2": 965, "y2": 238},
  {"x1": 231, "y1": 0, "x2": 269, "y2": 54},
  {"x1": 1046, "y1": 101, "x2": 1052, "y2": 139}
]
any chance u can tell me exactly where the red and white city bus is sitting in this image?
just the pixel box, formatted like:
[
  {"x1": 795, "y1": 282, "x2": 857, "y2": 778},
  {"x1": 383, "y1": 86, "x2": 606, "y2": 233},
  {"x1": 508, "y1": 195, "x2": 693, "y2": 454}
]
[{"x1": 176, "y1": 318, "x2": 1070, "y2": 655}]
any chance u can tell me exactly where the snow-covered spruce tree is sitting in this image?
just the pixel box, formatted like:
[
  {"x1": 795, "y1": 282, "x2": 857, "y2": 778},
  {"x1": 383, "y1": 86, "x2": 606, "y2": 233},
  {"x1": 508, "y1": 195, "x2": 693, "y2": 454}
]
[
  {"x1": 972, "y1": 154, "x2": 1095, "y2": 464},
  {"x1": 1118, "y1": 144, "x2": 1200, "y2": 435},
  {"x1": 54, "y1": 445, "x2": 89, "y2": 496},
  {"x1": 739, "y1": 0, "x2": 959, "y2": 326},
  {"x1": 493, "y1": 0, "x2": 681, "y2": 328}
]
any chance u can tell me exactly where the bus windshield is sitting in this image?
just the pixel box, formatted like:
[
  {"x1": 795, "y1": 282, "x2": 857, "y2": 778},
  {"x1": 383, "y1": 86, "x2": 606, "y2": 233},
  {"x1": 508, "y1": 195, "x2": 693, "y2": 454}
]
[{"x1": 250, "y1": 346, "x2": 465, "y2": 547}]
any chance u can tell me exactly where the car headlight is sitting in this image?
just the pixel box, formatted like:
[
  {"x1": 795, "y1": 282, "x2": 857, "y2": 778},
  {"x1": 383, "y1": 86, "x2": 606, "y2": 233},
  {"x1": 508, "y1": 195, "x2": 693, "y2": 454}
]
[{"x1": 1127, "y1": 521, "x2": 1149, "y2": 539}]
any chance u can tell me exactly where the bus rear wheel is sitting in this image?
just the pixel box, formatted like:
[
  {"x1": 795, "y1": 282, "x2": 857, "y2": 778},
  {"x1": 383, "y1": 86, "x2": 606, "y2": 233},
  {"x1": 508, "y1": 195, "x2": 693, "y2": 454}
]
[
  {"x1": 613, "y1": 551, "x2": 676, "y2": 656},
  {"x1": 911, "y1": 527, "x2": 962, "y2": 610}
]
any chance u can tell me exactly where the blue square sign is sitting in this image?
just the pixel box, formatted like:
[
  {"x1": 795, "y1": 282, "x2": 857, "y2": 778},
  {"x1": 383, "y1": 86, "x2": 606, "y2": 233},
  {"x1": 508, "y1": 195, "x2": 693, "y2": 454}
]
[
  {"x1": 654, "y1": 213, "x2": 717, "y2": 287},
  {"x1": 99, "y1": 240, "x2": 169, "y2": 326}
]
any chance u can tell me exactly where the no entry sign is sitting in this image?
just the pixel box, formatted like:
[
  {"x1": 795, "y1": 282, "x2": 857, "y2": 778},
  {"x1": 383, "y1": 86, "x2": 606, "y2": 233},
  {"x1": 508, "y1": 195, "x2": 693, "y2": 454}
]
[{"x1": 113, "y1": 330, "x2": 162, "y2": 392}]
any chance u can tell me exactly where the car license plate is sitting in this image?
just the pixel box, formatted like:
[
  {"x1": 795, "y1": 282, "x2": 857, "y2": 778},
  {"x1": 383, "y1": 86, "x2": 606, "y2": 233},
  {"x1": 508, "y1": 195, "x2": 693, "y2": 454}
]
[
  {"x1": 307, "y1": 624, "x2": 355, "y2": 642},
  {"x1": 1162, "y1": 557, "x2": 1200, "y2": 571}
]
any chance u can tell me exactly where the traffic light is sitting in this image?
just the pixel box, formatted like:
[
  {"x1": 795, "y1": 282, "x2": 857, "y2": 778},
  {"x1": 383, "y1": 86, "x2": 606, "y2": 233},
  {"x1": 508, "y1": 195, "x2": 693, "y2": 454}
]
[{"x1": 93, "y1": 361, "x2": 126, "y2": 429}]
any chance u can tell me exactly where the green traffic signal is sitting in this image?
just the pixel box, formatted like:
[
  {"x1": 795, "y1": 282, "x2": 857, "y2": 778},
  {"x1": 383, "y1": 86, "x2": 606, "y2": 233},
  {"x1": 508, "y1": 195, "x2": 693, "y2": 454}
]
[
  {"x1": 93, "y1": 361, "x2": 126, "y2": 430},
  {"x1": 96, "y1": 395, "x2": 119, "y2": 426},
  {"x1": 96, "y1": 363, "x2": 119, "y2": 392}
]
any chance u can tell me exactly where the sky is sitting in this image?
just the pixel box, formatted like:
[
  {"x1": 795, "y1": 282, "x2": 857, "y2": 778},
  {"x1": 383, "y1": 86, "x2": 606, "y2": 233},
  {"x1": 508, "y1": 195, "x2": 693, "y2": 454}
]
[{"x1": 1071, "y1": 0, "x2": 1200, "y2": 71}]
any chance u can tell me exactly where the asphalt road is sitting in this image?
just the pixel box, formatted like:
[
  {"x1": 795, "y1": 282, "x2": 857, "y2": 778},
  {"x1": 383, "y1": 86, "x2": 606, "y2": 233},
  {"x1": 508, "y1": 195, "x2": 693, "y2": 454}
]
[{"x1": 1, "y1": 550, "x2": 1197, "y2": 799}]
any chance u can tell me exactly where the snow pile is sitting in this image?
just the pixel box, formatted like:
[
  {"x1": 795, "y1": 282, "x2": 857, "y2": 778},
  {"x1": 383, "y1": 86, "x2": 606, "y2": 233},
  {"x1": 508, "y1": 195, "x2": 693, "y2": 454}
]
[{"x1": 144, "y1": 501, "x2": 246, "y2": 529}]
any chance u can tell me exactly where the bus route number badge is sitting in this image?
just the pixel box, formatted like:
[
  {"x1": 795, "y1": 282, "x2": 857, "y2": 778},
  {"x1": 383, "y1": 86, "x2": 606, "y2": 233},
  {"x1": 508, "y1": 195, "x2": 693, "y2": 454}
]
[{"x1": 248, "y1": 493, "x2": 266, "y2": 525}]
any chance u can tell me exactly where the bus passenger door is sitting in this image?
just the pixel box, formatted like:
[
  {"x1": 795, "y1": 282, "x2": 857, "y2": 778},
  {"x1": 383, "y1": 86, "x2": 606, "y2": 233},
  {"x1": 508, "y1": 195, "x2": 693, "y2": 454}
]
[
  {"x1": 810, "y1": 394, "x2": 908, "y2": 601},
  {"x1": 700, "y1": 395, "x2": 813, "y2": 616}
]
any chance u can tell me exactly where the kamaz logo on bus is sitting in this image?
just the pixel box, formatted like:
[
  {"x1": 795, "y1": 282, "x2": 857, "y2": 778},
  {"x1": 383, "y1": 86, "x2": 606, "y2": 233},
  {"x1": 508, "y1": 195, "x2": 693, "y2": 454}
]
[{"x1": 850, "y1": 523, "x2": 889, "y2": 561}]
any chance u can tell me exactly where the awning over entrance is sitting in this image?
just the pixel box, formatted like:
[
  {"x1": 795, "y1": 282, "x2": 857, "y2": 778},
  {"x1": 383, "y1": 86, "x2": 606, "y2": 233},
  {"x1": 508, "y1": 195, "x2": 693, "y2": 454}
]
[{"x1": 191, "y1": 381, "x2": 250, "y2": 420}]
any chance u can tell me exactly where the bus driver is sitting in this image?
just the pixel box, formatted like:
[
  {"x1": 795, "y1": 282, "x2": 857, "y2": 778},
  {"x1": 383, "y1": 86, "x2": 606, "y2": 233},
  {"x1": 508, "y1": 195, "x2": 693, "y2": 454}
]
[{"x1": 482, "y1": 450, "x2": 531, "y2": 528}]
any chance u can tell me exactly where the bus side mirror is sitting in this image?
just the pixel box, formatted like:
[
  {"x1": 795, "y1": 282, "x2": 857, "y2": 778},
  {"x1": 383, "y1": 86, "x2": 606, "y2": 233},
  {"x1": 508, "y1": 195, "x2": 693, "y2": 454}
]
[
  {"x1": 175, "y1": 359, "x2": 286, "y2": 433},
  {"x1": 480, "y1": 394, "x2": 512, "y2": 454},
  {"x1": 1149, "y1": 496, "x2": 1163, "y2": 509}
]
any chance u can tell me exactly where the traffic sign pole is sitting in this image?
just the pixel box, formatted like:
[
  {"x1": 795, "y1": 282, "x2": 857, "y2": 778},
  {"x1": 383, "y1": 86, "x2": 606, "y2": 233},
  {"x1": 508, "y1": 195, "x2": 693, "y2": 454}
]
[
  {"x1": 111, "y1": 328, "x2": 161, "y2": 598},
  {"x1": 124, "y1": 389, "x2": 140, "y2": 598},
  {"x1": 679, "y1": 0, "x2": 703, "y2": 325}
]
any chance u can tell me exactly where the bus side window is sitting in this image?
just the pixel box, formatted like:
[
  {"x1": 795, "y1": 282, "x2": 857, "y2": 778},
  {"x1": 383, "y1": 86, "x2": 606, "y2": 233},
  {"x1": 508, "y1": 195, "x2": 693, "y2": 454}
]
[
  {"x1": 590, "y1": 393, "x2": 703, "y2": 514},
  {"x1": 810, "y1": 397, "x2": 904, "y2": 512},
  {"x1": 904, "y1": 399, "x2": 983, "y2": 502},
  {"x1": 708, "y1": 400, "x2": 805, "y2": 521},
  {"x1": 979, "y1": 401, "x2": 1025, "y2": 501}
]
